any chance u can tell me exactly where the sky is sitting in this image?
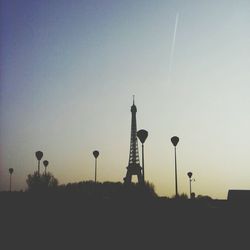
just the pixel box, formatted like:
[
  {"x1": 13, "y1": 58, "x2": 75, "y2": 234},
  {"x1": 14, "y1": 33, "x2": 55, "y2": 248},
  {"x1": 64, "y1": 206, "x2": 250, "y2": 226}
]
[{"x1": 0, "y1": 0, "x2": 250, "y2": 199}]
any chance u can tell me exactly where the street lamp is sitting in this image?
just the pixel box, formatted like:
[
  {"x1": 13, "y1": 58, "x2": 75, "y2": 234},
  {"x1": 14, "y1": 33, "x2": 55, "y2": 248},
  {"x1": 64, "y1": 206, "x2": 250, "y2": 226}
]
[
  {"x1": 43, "y1": 160, "x2": 49, "y2": 175},
  {"x1": 35, "y1": 151, "x2": 43, "y2": 176},
  {"x1": 137, "y1": 129, "x2": 148, "y2": 183},
  {"x1": 93, "y1": 150, "x2": 99, "y2": 183},
  {"x1": 171, "y1": 136, "x2": 179, "y2": 197},
  {"x1": 187, "y1": 172, "x2": 195, "y2": 199},
  {"x1": 9, "y1": 168, "x2": 14, "y2": 192}
]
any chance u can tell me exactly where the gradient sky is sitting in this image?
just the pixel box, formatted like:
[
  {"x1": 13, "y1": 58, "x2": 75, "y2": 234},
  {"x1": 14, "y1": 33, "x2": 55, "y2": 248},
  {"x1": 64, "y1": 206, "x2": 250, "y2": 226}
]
[{"x1": 1, "y1": 0, "x2": 250, "y2": 199}]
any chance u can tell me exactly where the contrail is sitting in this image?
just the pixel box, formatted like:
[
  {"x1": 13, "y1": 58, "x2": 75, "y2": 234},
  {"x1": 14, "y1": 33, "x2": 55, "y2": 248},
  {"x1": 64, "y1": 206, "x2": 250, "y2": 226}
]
[{"x1": 168, "y1": 12, "x2": 179, "y2": 84}]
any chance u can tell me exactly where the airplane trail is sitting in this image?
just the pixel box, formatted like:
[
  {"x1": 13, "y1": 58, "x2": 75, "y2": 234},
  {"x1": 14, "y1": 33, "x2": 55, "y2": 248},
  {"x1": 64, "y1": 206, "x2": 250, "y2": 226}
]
[{"x1": 168, "y1": 12, "x2": 179, "y2": 84}]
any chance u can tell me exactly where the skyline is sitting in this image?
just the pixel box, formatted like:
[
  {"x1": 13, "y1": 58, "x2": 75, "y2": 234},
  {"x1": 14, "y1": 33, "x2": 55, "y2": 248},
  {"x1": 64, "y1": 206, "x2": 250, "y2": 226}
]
[{"x1": 1, "y1": 0, "x2": 250, "y2": 199}]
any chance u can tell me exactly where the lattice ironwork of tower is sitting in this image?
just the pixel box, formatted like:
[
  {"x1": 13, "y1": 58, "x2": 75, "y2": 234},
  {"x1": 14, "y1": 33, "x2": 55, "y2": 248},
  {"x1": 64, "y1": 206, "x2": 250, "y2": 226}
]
[{"x1": 123, "y1": 97, "x2": 143, "y2": 184}]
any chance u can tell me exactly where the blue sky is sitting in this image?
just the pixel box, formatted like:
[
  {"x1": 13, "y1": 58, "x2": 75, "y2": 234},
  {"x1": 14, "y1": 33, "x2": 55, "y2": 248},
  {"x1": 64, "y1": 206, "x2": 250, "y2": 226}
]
[{"x1": 1, "y1": 0, "x2": 250, "y2": 198}]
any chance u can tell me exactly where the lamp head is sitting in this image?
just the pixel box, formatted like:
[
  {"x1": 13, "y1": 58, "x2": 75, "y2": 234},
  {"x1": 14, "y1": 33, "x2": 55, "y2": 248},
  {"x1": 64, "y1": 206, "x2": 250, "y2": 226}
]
[
  {"x1": 187, "y1": 172, "x2": 193, "y2": 179},
  {"x1": 43, "y1": 160, "x2": 49, "y2": 167},
  {"x1": 35, "y1": 151, "x2": 43, "y2": 160},
  {"x1": 93, "y1": 150, "x2": 99, "y2": 159},
  {"x1": 171, "y1": 136, "x2": 179, "y2": 146},
  {"x1": 137, "y1": 129, "x2": 148, "y2": 144}
]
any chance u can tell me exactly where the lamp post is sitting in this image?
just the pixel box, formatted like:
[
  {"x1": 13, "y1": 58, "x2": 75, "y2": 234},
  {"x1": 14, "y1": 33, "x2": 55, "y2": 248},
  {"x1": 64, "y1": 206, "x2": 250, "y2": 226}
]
[
  {"x1": 137, "y1": 129, "x2": 148, "y2": 183},
  {"x1": 9, "y1": 168, "x2": 14, "y2": 192},
  {"x1": 43, "y1": 160, "x2": 49, "y2": 175},
  {"x1": 35, "y1": 151, "x2": 43, "y2": 176},
  {"x1": 171, "y1": 136, "x2": 179, "y2": 197},
  {"x1": 93, "y1": 150, "x2": 99, "y2": 183},
  {"x1": 187, "y1": 172, "x2": 194, "y2": 199}
]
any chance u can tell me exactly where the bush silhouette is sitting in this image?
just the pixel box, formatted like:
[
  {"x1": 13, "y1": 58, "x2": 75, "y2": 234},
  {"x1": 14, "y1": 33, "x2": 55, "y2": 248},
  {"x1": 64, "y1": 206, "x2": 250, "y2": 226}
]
[
  {"x1": 171, "y1": 193, "x2": 188, "y2": 199},
  {"x1": 55, "y1": 180, "x2": 157, "y2": 200},
  {"x1": 26, "y1": 171, "x2": 58, "y2": 192},
  {"x1": 196, "y1": 195, "x2": 212, "y2": 201}
]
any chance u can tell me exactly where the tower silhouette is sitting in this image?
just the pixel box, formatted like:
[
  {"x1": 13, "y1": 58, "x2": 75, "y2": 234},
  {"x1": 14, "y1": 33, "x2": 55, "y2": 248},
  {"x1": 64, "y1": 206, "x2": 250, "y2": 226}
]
[{"x1": 124, "y1": 97, "x2": 143, "y2": 184}]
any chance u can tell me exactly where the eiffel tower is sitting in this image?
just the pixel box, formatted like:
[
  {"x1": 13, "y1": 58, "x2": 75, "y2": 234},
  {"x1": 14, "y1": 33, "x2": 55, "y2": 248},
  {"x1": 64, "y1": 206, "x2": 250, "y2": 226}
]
[{"x1": 123, "y1": 96, "x2": 143, "y2": 184}]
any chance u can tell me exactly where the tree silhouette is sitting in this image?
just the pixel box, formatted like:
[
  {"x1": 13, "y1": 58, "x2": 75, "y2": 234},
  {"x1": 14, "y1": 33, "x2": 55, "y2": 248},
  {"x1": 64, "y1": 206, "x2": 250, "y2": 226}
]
[{"x1": 26, "y1": 171, "x2": 58, "y2": 192}]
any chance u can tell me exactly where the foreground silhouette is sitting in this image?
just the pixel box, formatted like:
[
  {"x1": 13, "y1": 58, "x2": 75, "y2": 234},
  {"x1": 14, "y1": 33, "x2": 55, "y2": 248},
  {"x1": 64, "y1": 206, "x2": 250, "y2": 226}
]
[{"x1": 1, "y1": 183, "x2": 249, "y2": 249}]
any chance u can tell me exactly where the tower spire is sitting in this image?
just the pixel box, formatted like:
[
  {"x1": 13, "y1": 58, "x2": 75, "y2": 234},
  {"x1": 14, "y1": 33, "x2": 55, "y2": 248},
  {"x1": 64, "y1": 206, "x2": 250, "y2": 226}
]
[{"x1": 123, "y1": 98, "x2": 143, "y2": 184}]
